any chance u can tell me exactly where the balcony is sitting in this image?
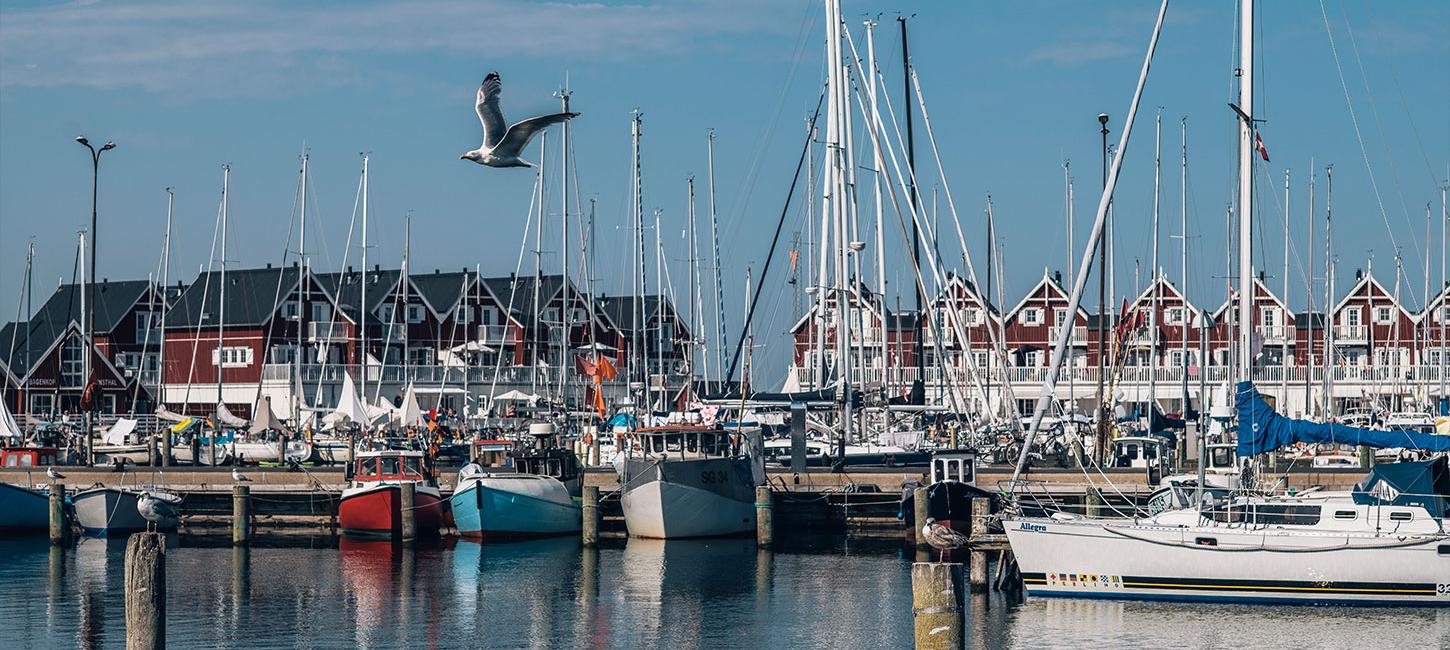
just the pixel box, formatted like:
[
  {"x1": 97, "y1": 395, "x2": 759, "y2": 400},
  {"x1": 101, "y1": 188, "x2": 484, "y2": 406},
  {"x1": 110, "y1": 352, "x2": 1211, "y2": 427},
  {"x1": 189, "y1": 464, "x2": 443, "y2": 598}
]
[
  {"x1": 1260, "y1": 325, "x2": 1295, "y2": 342},
  {"x1": 1336, "y1": 325, "x2": 1367, "y2": 342},
  {"x1": 477, "y1": 325, "x2": 511, "y2": 344},
  {"x1": 1048, "y1": 326, "x2": 1089, "y2": 345},
  {"x1": 308, "y1": 321, "x2": 349, "y2": 343}
]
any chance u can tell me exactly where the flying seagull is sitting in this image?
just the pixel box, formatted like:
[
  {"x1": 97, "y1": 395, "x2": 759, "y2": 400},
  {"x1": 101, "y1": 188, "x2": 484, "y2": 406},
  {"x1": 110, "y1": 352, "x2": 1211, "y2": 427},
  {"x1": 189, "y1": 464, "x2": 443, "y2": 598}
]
[
  {"x1": 47, "y1": 467, "x2": 66, "y2": 480},
  {"x1": 460, "y1": 71, "x2": 578, "y2": 168},
  {"x1": 921, "y1": 517, "x2": 970, "y2": 562},
  {"x1": 232, "y1": 468, "x2": 251, "y2": 482}
]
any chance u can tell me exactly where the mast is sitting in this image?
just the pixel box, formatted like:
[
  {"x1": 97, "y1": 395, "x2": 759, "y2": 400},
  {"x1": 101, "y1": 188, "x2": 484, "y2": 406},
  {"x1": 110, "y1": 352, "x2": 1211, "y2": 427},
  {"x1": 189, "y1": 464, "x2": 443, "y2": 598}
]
[
  {"x1": 217, "y1": 164, "x2": 229, "y2": 467},
  {"x1": 531, "y1": 135, "x2": 544, "y2": 396},
  {"x1": 558, "y1": 85, "x2": 572, "y2": 421},
  {"x1": 1281, "y1": 169, "x2": 1290, "y2": 415},
  {"x1": 1306, "y1": 163, "x2": 1315, "y2": 416},
  {"x1": 360, "y1": 154, "x2": 370, "y2": 406},
  {"x1": 159, "y1": 189, "x2": 173, "y2": 465},
  {"x1": 296, "y1": 153, "x2": 308, "y2": 432},
  {"x1": 985, "y1": 197, "x2": 996, "y2": 418},
  {"x1": 1324, "y1": 166, "x2": 1335, "y2": 415},
  {"x1": 1180, "y1": 118, "x2": 1190, "y2": 425},
  {"x1": 654, "y1": 207, "x2": 664, "y2": 407},
  {"x1": 706, "y1": 130, "x2": 726, "y2": 383},
  {"x1": 1235, "y1": 0, "x2": 1255, "y2": 384},
  {"x1": 898, "y1": 15, "x2": 924, "y2": 389},
  {"x1": 79, "y1": 228, "x2": 90, "y2": 461},
  {"x1": 403, "y1": 212, "x2": 411, "y2": 382},
  {"x1": 687, "y1": 176, "x2": 701, "y2": 396},
  {"x1": 631, "y1": 111, "x2": 645, "y2": 403},
  {"x1": 1066, "y1": 162, "x2": 1076, "y2": 411},
  {"x1": 1441, "y1": 181, "x2": 1448, "y2": 411},
  {"x1": 1149, "y1": 109, "x2": 1161, "y2": 420}
]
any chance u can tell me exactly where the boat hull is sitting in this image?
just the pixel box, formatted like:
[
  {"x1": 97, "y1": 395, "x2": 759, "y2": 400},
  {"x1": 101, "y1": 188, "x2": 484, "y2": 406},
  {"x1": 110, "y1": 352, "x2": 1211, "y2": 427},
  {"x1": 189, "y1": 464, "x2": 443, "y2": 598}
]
[
  {"x1": 1005, "y1": 517, "x2": 1450, "y2": 606},
  {"x1": 338, "y1": 484, "x2": 444, "y2": 537},
  {"x1": 93, "y1": 444, "x2": 152, "y2": 466},
  {"x1": 620, "y1": 457, "x2": 755, "y2": 539},
  {"x1": 72, "y1": 488, "x2": 176, "y2": 534},
  {"x1": 0, "y1": 481, "x2": 51, "y2": 531},
  {"x1": 450, "y1": 476, "x2": 581, "y2": 539}
]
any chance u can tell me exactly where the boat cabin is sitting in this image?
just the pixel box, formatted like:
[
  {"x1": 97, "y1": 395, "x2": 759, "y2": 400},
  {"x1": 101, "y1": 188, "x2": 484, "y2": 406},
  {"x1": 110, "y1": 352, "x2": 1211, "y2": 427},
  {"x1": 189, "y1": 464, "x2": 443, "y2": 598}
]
[
  {"x1": 635, "y1": 427, "x2": 734, "y2": 460},
  {"x1": 1, "y1": 446, "x2": 59, "y2": 468},
  {"x1": 763, "y1": 438, "x2": 830, "y2": 466},
  {"x1": 470, "y1": 439, "x2": 512, "y2": 467},
  {"x1": 513, "y1": 447, "x2": 581, "y2": 483},
  {"x1": 1111, "y1": 436, "x2": 1170, "y2": 471},
  {"x1": 929, "y1": 451, "x2": 976, "y2": 486},
  {"x1": 1204, "y1": 443, "x2": 1238, "y2": 472},
  {"x1": 351, "y1": 450, "x2": 432, "y2": 485}
]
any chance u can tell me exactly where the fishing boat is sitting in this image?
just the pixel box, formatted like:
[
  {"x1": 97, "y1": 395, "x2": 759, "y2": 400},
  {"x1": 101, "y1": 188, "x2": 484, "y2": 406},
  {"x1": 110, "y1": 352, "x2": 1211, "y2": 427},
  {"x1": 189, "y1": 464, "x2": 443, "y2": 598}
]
[
  {"x1": 337, "y1": 449, "x2": 444, "y2": 537},
  {"x1": 450, "y1": 422, "x2": 582, "y2": 539},
  {"x1": 0, "y1": 481, "x2": 51, "y2": 532},
  {"x1": 618, "y1": 426, "x2": 758, "y2": 539},
  {"x1": 91, "y1": 418, "x2": 151, "y2": 466},
  {"x1": 72, "y1": 486, "x2": 181, "y2": 534}
]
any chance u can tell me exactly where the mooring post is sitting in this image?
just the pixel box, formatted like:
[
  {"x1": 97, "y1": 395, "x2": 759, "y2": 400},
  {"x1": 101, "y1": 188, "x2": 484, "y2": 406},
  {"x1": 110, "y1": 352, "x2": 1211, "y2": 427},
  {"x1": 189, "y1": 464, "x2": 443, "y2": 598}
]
[
  {"x1": 1085, "y1": 486, "x2": 1103, "y2": 518},
  {"x1": 231, "y1": 485, "x2": 250, "y2": 546},
  {"x1": 755, "y1": 485, "x2": 773, "y2": 548},
  {"x1": 399, "y1": 482, "x2": 416, "y2": 543},
  {"x1": 969, "y1": 497, "x2": 990, "y2": 592},
  {"x1": 581, "y1": 485, "x2": 600, "y2": 547},
  {"x1": 589, "y1": 434, "x2": 600, "y2": 467},
  {"x1": 911, "y1": 562, "x2": 963, "y2": 650},
  {"x1": 912, "y1": 486, "x2": 930, "y2": 548},
  {"x1": 49, "y1": 483, "x2": 66, "y2": 546},
  {"x1": 125, "y1": 532, "x2": 166, "y2": 650}
]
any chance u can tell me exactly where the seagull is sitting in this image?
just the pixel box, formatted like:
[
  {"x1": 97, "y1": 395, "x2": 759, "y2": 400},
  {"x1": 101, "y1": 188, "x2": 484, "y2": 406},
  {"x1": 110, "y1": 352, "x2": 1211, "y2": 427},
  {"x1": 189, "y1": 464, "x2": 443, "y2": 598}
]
[
  {"x1": 47, "y1": 467, "x2": 66, "y2": 480},
  {"x1": 232, "y1": 468, "x2": 251, "y2": 482},
  {"x1": 137, "y1": 491, "x2": 181, "y2": 532},
  {"x1": 921, "y1": 517, "x2": 970, "y2": 562},
  {"x1": 459, "y1": 71, "x2": 578, "y2": 168}
]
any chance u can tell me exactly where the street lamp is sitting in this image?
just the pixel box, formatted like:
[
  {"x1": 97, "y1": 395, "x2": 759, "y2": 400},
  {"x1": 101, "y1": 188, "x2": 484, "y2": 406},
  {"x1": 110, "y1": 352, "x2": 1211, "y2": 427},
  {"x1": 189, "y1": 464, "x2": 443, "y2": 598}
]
[{"x1": 76, "y1": 135, "x2": 116, "y2": 464}]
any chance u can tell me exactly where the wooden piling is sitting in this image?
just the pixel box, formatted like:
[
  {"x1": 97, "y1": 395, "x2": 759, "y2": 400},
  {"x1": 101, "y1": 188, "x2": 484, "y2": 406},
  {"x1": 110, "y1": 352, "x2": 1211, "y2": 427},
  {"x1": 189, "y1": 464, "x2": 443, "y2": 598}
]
[
  {"x1": 49, "y1": 483, "x2": 66, "y2": 546},
  {"x1": 1085, "y1": 487, "x2": 1104, "y2": 518},
  {"x1": 968, "y1": 497, "x2": 990, "y2": 592},
  {"x1": 912, "y1": 486, "x2": 930, "y2": 548},
  {"x1": 399, "y1": 482, "x2": 416, "y2": 542},
  {"x1": 911, "y1": 562, "x2": 963, "y2": 650},
  {"x1": 589, "y1": 435, "x2": 600, "y2": 467},
  {"x1": 124, "y1": 532, "x2": 166, "y2": 650},
  {"x1": 755, "y1": 486, "x2": 773, "y2": 547},
  {"x1": 231, "y1": 485, "x2": 250, "y2": 546},
  {"x1": 581, "y1": 485, "x2": 599, "y2": 547}
]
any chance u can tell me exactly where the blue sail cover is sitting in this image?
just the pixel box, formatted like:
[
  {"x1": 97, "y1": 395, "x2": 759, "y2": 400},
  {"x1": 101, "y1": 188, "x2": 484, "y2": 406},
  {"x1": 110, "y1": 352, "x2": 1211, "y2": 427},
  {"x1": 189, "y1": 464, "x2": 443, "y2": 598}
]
[
  {"x1": 1352, "y1": 456, "x2": 1449, "y2": 517},
  {"x1": 1235, "y1": 381, "x2": 1450, "y2": 457}
]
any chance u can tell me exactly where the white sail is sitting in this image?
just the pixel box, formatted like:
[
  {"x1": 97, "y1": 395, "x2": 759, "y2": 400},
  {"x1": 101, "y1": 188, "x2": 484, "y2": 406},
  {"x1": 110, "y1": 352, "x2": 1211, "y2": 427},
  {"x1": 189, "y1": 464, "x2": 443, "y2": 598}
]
[
  {"x1": 397, "y1": 383, "x2": 423, "y2": 427},
  {"x1": 216, "y1": 402, "x2": 248, "y2": 428},
  {"x1": 100, "y1": 417, "x2": 138, "y2": 445},
  {"x1": 248, "y1": 395, "x2": 289, "y2": 435},
  {"x1": 1, "y1": 398, "x2": 24, "y2": 439},
  {"x1": 154, "y1": 405, "x2": 189, "y2": 423},
  {"x1": 322, "y1": 372, "x2": 369, "y2": 429}
]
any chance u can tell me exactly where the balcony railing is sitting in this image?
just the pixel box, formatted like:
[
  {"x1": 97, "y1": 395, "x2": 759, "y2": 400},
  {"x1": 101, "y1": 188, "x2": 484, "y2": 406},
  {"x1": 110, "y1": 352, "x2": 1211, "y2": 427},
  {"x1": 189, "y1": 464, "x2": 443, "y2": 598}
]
[
  {"x1": 477, "y1": 325, "x2": 511, "y2": 344},
  {"x1": 790, "y1": 363, "x2": 1450, "y2": 391},
  {"x1": 1048, "y1": 326, "x2": 1089, "y2": 344},
  {"x1": 260, "y1": 363, "x2": 687, "y2": 387},
  {"x1": 1337, "y1": 325, "x2": 1367, "y2": 341},
  {"x1": 308, "y1": 321, "x2": 349, "y2": 343}
]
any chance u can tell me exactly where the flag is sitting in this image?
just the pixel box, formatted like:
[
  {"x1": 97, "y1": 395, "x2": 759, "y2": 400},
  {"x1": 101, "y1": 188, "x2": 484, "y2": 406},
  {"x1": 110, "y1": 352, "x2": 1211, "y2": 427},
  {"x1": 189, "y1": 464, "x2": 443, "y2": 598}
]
[
  {"x1": 1254, "y1": 132, "x2": 1270, "y2": 162},
  {"x1": 596, "y1": 355, "x2": 618, "y2": 381}
]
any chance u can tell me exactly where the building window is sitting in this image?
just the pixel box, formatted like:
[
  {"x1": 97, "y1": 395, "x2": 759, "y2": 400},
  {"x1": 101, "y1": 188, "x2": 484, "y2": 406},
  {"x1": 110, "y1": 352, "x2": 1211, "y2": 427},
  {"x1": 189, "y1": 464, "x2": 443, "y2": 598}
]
[
  {"x1": 973, "y1": 351, "x2": 990, "y2": 368},
  {"x1": 269, "y1": 345, "x2": 298, "y2": 364},
  {"x1": 1020, "y1": 308, "x2": 1043, "y2": 326},
  {"x1": 61, "y1": 336, "x2": 85, "y2": 388},
  {"x1": 30, "y1": 393, "x2": 55, "y2": 417},
  {"x1": 378, "y1": 304, "x2": 397, "y2": 323},
  {"x1": 311, "y1": 302, "x2": 331, "y2": 323},
  {"x1": 1165, "y1": 307, "x2": 1185, "y2": 325},
  {"x1": 456, "y1": 305, "x2": 473, "y2": 324},
  {"x1": 407, "y1": 347, "x2": 434, "y2": 366},
  {"x1": 212, "y1": 346, "x2": 254, "y2": 368},
  {"x1": 1375, "y1": 306, "x2": 1392, "y2": 324},
  {"x1": 480, "y1": 307, "x2": 498, "y2": 326},
  {"x1": 1053, "y1": 308, "x2": 1068, "y2": 328},
  {"x1": 281, "y1": 301, "x2": 301, "y2": 321},
  {"x1": 962, "y1": 308, "x2": 982, "y2": 326},
  {"x1": 136, "y1": 311, "x2": 160, "y2": 343},
  {"x1": 1343, "y1": 308, "x2": 1362, "y2": 327},
  {"x1": 1168, "y1": 349, "x2": 1198, "y2": 368},
  {"x1": 103, "y1": 394, "x2": 116, "y2": 415},
  {"x1": 406, "y1": 304, "x2": 425, "y2": 324}
]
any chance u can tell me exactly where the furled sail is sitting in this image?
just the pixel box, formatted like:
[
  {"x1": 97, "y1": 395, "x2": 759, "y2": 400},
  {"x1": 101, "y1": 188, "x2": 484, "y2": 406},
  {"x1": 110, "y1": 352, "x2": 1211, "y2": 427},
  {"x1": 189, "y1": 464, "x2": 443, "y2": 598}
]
[
  {"x1": 248, "y1": 395, "x2": 289, "y2": 435},
  {"x1": 322, "y1": 372, "x2": 369, "y2": 429},
  {"x1": 216, "y1": 402, "x2": 249, "y2": 428},
  {"x1": 1236, "y1": 381, "x2": 1450, "y2": 456},
  {"x1": 154, "y1": 405, "x2": 189, "y2": 423}
]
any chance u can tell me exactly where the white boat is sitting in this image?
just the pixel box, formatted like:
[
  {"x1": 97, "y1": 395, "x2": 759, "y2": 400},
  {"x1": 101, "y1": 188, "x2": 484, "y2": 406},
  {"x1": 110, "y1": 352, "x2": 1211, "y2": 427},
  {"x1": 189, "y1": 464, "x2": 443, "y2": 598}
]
[
  {"x1": 618, "y1": 426, "x2": 758, "y2": 539},
  {"x1": 92, "y1": 418, "x2": 152, "y2": 466},
  {"x1": 72, "y1": 487, "x2": 181, "y2": 533}
]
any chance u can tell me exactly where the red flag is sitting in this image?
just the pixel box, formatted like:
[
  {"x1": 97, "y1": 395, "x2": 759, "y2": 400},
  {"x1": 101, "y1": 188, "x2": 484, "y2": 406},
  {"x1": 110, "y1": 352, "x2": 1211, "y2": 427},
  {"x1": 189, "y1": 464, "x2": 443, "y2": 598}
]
[
  {"x1": 1254, "y1": 132, "x2": 1270, "y2": 162},
  {"x1": 596, "y1": 356, "x2": 619, "y2": 381}
]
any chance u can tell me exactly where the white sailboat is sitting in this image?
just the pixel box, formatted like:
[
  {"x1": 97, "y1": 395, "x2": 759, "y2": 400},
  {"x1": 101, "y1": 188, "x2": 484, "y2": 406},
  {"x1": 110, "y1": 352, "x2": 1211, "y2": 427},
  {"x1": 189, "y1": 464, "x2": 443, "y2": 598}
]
[{"x1": 1003, "y1": 0, "x2": 1450, "y2": 606}]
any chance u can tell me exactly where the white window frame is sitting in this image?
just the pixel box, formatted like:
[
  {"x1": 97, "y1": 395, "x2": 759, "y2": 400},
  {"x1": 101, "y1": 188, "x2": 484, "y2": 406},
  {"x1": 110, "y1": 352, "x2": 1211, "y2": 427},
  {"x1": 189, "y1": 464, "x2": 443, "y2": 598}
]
[
  {"x1": 135, "y1": 311, "x2": 159, "y2": 343},
  {"x1": 378, "y1": 304, "x2": 397, "y2": 324},
  {"x1": 1374, "y1": 306, "x2": 1393, "y2": 325},
  {"x1": 29, "y1": 393, "x2": 55, "y2": 417},
  {"x1": 406, "y1": 304, "x2": 425, "y2": 324},
  {"x1": 1343, "y1": 307, "x2": 1362, "y2": 327},
  {"x1": 61, "y1": 336, "x2": 85, "y2": 387},
  {"x1": 456, "y1": 304, "x2": 473, "y2": 324},
  {"x1": 1165, "y1": 307, "x2": 1185, "y2": 325},
  {"x1": 281, "y1": 301, "x2": 301, "y2": 321},
  {"x1": 1053, "y1": 308, "x2": 1068, "y2": 328},
  {"x1": 1260, "y1": 306, "x2": 1278, "y2": 329},
  {"x1": 1020, "y1": 307, "x2": 1043, "y2": 327},
  {"x1": 311, "y1": 302, "x2": 331, "y2": 323},
  {"x1": 212, "y1": 346, "x2": 253, "y2": 368}
]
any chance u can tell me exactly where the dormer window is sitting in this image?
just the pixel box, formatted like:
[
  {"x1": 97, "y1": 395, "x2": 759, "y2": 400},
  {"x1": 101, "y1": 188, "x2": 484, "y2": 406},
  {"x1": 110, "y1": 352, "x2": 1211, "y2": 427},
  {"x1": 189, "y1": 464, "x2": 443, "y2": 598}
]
[{"x1": 1020, "y1": 307, "x2": 1044, "y2": 326}]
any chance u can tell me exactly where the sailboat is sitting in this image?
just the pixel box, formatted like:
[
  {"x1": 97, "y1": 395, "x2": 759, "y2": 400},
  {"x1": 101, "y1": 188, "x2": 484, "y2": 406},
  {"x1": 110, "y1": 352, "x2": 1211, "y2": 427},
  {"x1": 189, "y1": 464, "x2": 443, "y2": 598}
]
[{"x1": 1003, "y1": 0, "x2": 1450, "y2": 606}]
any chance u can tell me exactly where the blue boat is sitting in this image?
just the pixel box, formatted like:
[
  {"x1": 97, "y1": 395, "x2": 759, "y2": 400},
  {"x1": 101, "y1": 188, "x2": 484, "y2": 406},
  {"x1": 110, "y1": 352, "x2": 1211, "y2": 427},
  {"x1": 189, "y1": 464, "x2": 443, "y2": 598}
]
[
  {"x1": 0, "y1": 481, "x2": 52, "y2": 532},
  {"x1": 450, "y1": 471, "x2": 582, "y2": 539}
]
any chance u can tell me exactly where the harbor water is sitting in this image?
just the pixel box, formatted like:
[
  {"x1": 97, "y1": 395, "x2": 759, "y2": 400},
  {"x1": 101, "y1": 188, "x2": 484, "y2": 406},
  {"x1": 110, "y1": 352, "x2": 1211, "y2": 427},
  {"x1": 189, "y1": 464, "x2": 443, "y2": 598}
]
[{"x1": 0, "y1": 535, "x2": 1446, "y2": 649}]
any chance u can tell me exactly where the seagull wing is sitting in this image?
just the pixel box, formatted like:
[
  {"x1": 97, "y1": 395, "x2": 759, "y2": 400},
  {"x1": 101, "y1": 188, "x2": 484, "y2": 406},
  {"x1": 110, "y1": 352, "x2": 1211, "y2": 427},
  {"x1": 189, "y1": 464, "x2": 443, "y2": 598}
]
[
  {"x1": 475, "y1": 72, "x2": 507, "y2": 150},
  {"x1": 496, "y1": 112, "x2": 579, "y2": 156}
]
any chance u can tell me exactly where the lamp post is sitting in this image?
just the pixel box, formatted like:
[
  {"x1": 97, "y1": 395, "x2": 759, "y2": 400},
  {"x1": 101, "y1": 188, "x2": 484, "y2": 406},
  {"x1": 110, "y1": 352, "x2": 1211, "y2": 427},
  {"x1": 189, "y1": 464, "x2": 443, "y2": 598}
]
[
  {"x1": 1094, "y1": 114, "x2": 1109, "y2": 465},
  {"x1": 76, "y1": 135, "x2": 115, "y2": 465}
]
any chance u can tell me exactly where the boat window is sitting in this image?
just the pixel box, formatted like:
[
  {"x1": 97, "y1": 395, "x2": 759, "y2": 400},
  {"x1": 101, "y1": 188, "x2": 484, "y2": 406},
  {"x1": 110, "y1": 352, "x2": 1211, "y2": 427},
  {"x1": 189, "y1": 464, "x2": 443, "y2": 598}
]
[
  {"x1": 1388, "y1": 511, "x2": 1413, "y2": 522},
  {"x1": 402, "y1": 457, "x2": 421, "y2": 478},
  {"x1": 359, "y1": 457, "x2": 379, "y2": 477},
  {"x1": 3, "y1": 456, "x2": 14, "y2": 467},
  {"x1": 1252, "y1": 505, "x2": 1321, "y2": 526},
  {"x1": 1439, "y1": 545, "x2": 1450, "y2": 556},
  {"x1": 547, "y1": 459, "x2": 561, "y2": 476},
  {"x1": 1333, "y1": 510, "x2": 1357, "y2": 520},
  {"x1": 1209, "y1": 447, "x2": 1234, "y2": 468},
  {"x1": 1194, "y1": 537, "x2": 1217, "y2": 547},
  {"x1": 1204, "y1": 504, "x2": 1245, "y2": 524},
  {"x1": 18, "y1": 455, "x2": 33, "y2": 467},
  {"x1": 664, "y1": 434, "x2": 682, "y2": 453},
  {"x1": 380, "y1": 457, "x2": 400, "y2": 476},
  {"x1": 685, "y1": 433, "x2": 699, "y2": 454}
]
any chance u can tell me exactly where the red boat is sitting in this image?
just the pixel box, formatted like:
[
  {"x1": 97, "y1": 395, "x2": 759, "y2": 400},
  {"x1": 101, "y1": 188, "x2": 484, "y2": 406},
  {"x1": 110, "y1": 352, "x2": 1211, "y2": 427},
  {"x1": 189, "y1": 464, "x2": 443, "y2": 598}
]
[{"x1": 338, "y1": 450, "x2": 445, "y2": 537}]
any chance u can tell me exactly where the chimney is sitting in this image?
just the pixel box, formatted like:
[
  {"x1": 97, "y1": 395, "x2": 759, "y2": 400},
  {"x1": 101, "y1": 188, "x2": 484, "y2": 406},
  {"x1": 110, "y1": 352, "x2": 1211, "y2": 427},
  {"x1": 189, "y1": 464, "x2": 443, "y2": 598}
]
[
  {"x1": 266, "y1": 263, "x2": 272, "y2": 269},
  {"x1": 1356, "y1": 268, "x2": 1364, "y2": 280},
  {"x1": 374, "y1": 264, "x2": 380, "y2": 272},
  {"x1": 434, "y1": 269, "x2": 440, "y2": 274},
  {"x1": 1054, "y1": 270, "x2": 1063, "y2": 285},
  {"x1": 293, "y1": 261, "x2": 300, "y2": 268},
  {"x1": 1258, "y1": 270, "x2": 1265, "y2": 282}
]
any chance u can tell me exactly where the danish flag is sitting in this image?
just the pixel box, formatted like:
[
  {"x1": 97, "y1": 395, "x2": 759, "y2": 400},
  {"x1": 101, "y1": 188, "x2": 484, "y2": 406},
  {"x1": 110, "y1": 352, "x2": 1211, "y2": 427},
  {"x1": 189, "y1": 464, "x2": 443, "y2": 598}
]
[{"x1": 1254, "y1": 132, "x2": 1270, "y2": 162}]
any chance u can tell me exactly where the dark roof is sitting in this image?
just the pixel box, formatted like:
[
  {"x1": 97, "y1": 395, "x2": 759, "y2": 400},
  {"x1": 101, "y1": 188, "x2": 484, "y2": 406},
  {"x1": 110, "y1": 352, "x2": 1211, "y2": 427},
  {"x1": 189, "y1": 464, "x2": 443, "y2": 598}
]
[
  {"x1": 410, "y1": 270, "x2": 474, "y2": 315},
  {"x1": 30, "y1": 280, "x2": 154, "y2": 336},
  {"x1": 313, "y1": 268, "x2": 402, "y2": 324},
  {"x1": 479, "y1": 274, "x2": 571, "y2": 327},
  {"x1": 887, "y1": 313, "x2": 919, "y2": 331},
  {"x1": 1, "y1": 319, "x2": 79, "y2": 380},
  {"x1": 1295, "y1": 312, "x2": 1326, "y2": 328},
  {"x1": 594, "y1": 294, "x2": 681, "y2": 333},
  {"x1": 165, "y1": 266, "x2": 300, "y2": 328},
  {"x1": 1085, "y1": 313, "x2": 1117, "y2": 329}
]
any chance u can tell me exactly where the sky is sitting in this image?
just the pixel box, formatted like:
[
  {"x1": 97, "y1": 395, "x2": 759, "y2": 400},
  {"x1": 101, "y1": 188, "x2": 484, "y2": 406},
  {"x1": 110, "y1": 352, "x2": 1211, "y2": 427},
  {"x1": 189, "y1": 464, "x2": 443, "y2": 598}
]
[{"x1": 1, "y1": 0, "x2": 1446, "y2": 383}]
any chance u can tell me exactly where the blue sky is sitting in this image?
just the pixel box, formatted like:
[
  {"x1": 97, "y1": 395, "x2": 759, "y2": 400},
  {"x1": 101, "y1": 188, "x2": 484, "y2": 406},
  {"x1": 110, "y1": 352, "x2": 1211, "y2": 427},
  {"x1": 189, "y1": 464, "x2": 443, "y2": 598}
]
[{"x1": 1, "y1": 0, "x2": 1446, "y2": 381}]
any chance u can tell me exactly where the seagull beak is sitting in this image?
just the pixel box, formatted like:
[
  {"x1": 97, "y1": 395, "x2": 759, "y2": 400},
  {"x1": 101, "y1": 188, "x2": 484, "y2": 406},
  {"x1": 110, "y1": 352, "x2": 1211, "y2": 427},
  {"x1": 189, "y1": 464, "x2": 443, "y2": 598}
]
[{"x1": 459, "y1": 154, "x2": 468, "y2": 160}]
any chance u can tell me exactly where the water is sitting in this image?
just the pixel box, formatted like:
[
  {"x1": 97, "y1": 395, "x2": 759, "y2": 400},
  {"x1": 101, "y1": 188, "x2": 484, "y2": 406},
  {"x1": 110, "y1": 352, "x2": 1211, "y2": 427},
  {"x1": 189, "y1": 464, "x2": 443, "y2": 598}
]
[{"x1": 1, "y1": 534, "x2": 1446, "y2": 649}]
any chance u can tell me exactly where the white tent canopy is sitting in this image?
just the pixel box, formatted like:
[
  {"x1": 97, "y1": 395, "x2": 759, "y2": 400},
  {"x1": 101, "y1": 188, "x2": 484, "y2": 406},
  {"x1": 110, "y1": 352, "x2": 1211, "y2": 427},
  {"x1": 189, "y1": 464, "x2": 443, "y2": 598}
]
[
  {"x1": 494, "y1": 389, "x2": 540, "y2": 402},
  {"x1": 249, "y1": 395, "x2": 290, "y2": 435}
]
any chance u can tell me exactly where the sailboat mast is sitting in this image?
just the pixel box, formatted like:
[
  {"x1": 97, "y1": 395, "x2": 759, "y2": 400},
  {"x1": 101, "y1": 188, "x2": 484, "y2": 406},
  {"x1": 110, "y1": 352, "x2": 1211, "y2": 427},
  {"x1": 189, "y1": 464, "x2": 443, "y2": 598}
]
[
  {"x1": 865, "y1": 19, "x2": 889, "y2": 394},
  {"x1": 219, "y1": 165, "x2": 229, "y2": 416},
  {"x1": 1066, "y1": 162, "x2": 1076, "y2": 408},
  {"x1": 403, "y1": 212, "x2": 412, "y2": 381},
  {"x1": 898, "y1": 15, "x2": 923, "y2": 381},
  {"x1": 1149, "y1": 110, "x2": 1161, "y2": 417},
  {"x1": 1441, "y1": 182, "x2": 1448, "y2": 407},
  {"x1": 1306, "y1": 164, "x2": 1315, "y2": 416},
  {"x1": 827, "y1": 0, "x2": 853, "y2": 451},
  {"x1": 159, "y1": 189, "x2": 173, "y2": 464},
  {"x1": 654, "y1": 208, "x2": 664, "y2": 406},
  {"x1": 688, "y1": 176, "x2": 701, "y2": 390},
  {"x1": 1324, "y1": 166, "x2": 1334, "y2": 415},
  {"x1": 1180, "y1": 118, "x2": 1189, "y2": 421},
  {"x1": 706, "y1": 130, "x2": 726, "y2": 383},
  {"x1": 1235, "y1": 0, "x2": 1255, "y2": 382},
  {"x1": 559, "y1": 86, "x2": 572, "y2": 420},
  {"x1": 360, "y1": 154, "x2": 370, "y2": 405},
  {"x1": 631, "y1": 112, "x2": 645, "y2": 402},
  {"x1": 1281, "y1": 170, "x2": 1290, "y2": 414},
  {"x1": 297, "y1": 153, "x2": 308, "y2": 430}
]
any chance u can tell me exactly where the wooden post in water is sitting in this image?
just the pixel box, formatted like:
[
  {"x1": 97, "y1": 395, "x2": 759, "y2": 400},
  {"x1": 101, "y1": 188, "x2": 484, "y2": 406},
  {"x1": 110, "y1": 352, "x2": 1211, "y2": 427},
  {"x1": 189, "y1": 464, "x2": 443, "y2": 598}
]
[
  {"x1": 969, "y1": 497, "x2": 990, "y2": 592},
  {"x1": 49, "y1": 483, "x2": 66, "y2": 546},
  {"x1": 581, "y1": 485, "x2": 600, "y2": 547},
  {"x1": 231, "y1": 485, "x2": 250, "y2": 546},
  {"x1": 399, "y1": 482, "x2": 416, "y2": 542},
  {"x1": 910, "y1": 562, "x2": 963, "y2": 650},
  {"x1": 1085, "y1": 487, "x2": 1103, "y2": 518},
  {"x1": 755, "y1": 485, "x2": 773, "y2": 547},
  {"x1": 912, "y1": 486, "x2": 930, "y2": 547},
  {"x1": 589, "y1": 435, "x2": 600, "y2": 467},
  {"x1": 125, "y1": 532, "x2": 165, "y2": 650}
]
